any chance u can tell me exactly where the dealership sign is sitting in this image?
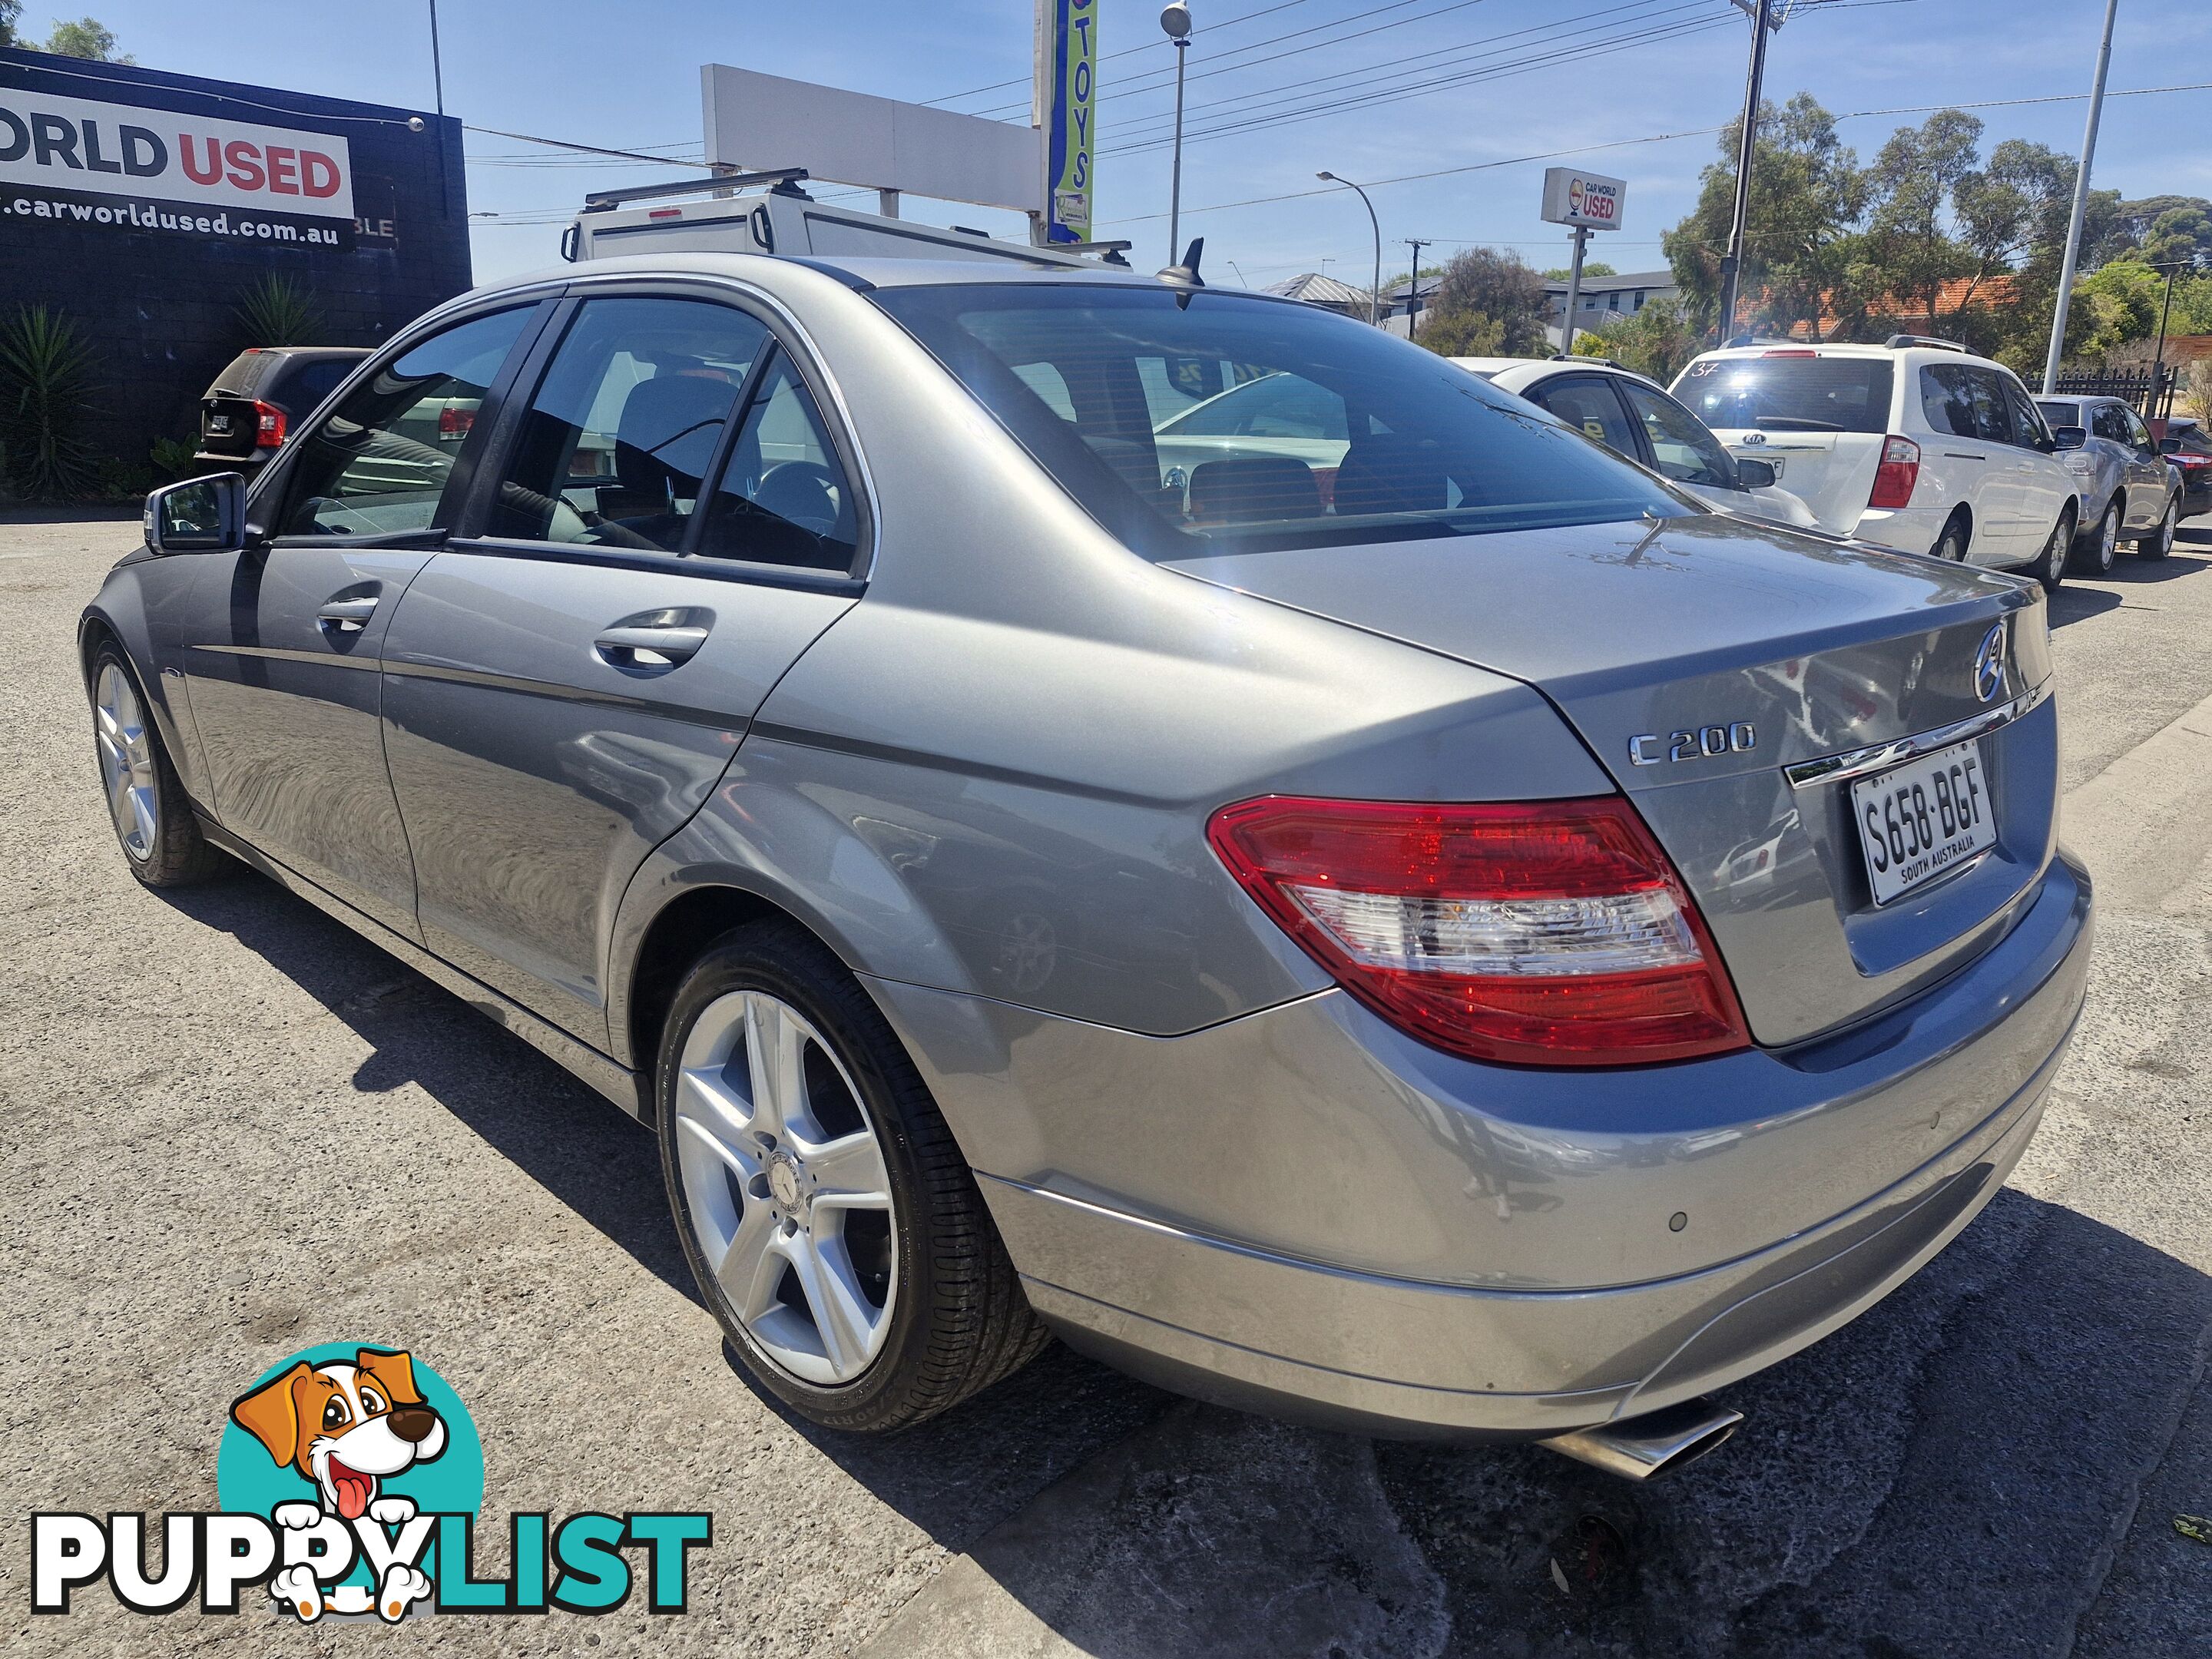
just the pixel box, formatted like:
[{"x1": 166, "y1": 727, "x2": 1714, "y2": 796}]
[
  {"x1": 1540, "y1": 166, "x2": 1626, "y2": 232},
  {"x1": 0, "y1": 88, "x2": 354, "y2": 221}
]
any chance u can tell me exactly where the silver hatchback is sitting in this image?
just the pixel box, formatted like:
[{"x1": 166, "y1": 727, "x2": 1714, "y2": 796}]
[{"x1": 88, "y1": 254, "x2": 2091, "y2": 1472}]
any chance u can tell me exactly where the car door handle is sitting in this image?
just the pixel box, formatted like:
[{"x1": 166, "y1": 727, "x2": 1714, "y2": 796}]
[
  {"x1": 594, "y1": 624, "x2": 709, "y2": 669},
  {"x1": 316, "y1": 596, "x2": 380, "y2": 633}
]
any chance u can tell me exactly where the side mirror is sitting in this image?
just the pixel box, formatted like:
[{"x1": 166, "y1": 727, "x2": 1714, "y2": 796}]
[
  {"x1": 1734, "y1": 457, "x2": 1777, "y2": 489},
  {"x1": 2161, "y1": 437, "x2": 2182, "y2": 454},
  {"x1": 144, "y1": 472, "x2": 247, "y2": 554},
  {"x1": 2051, "y1": 426, "x2": 2087, "y2": 451}
]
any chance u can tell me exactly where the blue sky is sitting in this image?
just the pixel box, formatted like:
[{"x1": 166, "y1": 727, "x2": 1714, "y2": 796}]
[{"x1": 60, "y1": 0, "x2": 2212, "y2": 286}]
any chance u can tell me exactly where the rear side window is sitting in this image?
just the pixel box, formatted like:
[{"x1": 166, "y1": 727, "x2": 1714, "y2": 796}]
[
  {"x1": 278, "y1": 308, "x2": 531, "y2": 538},
  {"x1": 486, "y1": 297, "x2": 770, "y2": 553},
  {"x1": 1920, "y1": 364, "x2": 2011, "y2": 445},
  {"x1": 1676, "y1": 354, "x2": 1892, "y2": 434},
  {"x1": 693, "y1": 355, "x2": 859, "y2": 571},
  {"x1": 1520, "y1": 376, "x2": 1639, "y2": 460}
]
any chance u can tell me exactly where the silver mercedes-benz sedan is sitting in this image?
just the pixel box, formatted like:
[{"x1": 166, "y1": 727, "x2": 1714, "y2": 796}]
[{"x1": 86, "y1": 252, "x2": 2090, "y2": 1476}]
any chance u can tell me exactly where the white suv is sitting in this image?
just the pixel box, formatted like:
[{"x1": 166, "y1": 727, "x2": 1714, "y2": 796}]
[{"x1": 1671, "y1": 336, "x2": 2081, "y2": 590}]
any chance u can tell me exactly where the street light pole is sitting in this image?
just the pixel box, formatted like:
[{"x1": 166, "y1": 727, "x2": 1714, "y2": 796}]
[
  {"x1": 1162, "y1": 5, "x2": 1193, "y2": 265},
  {"x1": 1318, "y1": 172, "x2": 1381, "y2": 326},
  {"x1": 429, "y1": 0, "x2": 445, "y2": 116},
  {"x1": 1716, "y1": 0, "x2": 1773, "y2": 346},
  {"x1": 2042, "y1": 0, "x2": 2121, "y2": 394}
]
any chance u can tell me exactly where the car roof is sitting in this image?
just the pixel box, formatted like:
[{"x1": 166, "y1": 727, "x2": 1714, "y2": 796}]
[{"x1": 499, "y1": 250, "x2": 1280, "y2": 299}]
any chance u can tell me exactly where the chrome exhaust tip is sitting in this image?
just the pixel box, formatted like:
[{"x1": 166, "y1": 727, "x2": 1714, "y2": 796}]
[{"x1": 1539, "y1": 1397, "x2": 1743, "y2": 1482}]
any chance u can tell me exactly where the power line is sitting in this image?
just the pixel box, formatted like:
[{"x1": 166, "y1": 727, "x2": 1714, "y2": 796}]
[
  {"x1": 1092, "y1": 76, "x2": 2212, "y2": 228},
  {"x1": 928, "y1": 0, "x2": 1319, "y2": 108},
  {"x1": 1105, "y1": 0, "x2": 1717, "y2": 147},
  {"x1": 1106, "y1": 11, "x2": 1743, "y2": 157}
]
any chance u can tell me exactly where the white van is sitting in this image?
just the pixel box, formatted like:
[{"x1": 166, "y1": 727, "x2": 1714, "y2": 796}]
[{"x1": 1671, "y1": 336, "x2": 2082, "y2": 590}]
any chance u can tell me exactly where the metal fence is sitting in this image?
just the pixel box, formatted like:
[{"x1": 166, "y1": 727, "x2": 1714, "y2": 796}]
[{"x1": 2051, "y1": 367, "x2": 2175, "y2": 419}]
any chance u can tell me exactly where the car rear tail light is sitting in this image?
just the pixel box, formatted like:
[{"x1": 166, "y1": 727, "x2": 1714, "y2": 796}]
[
  {"x1": 1207, "y1": 796, "x2": 1750, "y2": 1067},
  {"x1": 1868, "y1": 435, "x2": 1919, "y2": 508},
  {"x1": 252, "y1": 401, "x2": 286, "y2": 449},
  {"x1": 438, "y1": 405, "x2": 475, "y2": 440}
]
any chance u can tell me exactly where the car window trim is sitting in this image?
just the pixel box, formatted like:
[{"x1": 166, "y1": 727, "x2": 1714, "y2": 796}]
[
  {"x1": 677, "y1": 340, "x2": 785, "y2": 558},
  {"x1": 250, "y1": 296, "x2": 561, "y2": 548},
  {"x1": 455, "y1": 277, "x2": 873, "y2": 583},
  {"x1": 439, "y1": 533, "x2": 866, "y2": 597}
]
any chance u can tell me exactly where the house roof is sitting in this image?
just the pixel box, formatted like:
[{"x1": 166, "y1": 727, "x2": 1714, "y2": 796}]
[{"x1": 1264, "y1": 271, "x2": 1370, "y2": 307}]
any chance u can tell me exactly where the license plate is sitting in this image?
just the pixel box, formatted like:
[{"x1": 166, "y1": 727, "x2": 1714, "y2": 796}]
[
  {"x1": 208, "y1": 415, "x2": 231, "y2": 433},
  {"x1": 1849, "y1": 739, "x2": 1993, "y2": 906}
]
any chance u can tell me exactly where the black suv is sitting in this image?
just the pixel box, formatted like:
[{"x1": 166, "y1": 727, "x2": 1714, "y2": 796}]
[{"x1": 194, "y1": 347, "x2": 369, "y2": 472}]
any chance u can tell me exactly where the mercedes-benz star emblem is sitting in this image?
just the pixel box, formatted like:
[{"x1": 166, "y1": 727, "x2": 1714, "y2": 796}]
[{"x1": 1973, "y1": 619, "x2": 2008, "y2": 704}]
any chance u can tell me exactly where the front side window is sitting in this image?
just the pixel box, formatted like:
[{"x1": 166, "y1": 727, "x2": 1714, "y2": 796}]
[
  {"x1": 487, "y1": 297, "x2": 770, "y2": 552},
  {"x1": 1618, "y1": 381, "x2": 1735, "y2": 489},
  {"x1": 278, "y1": 308, "x2": 531, "y2": 537},
  {"x1": 873, "y1": 283, "x2": 1680, "y2": 558},
  {"x1": 693, "y1": 355, "x2": 859, "y2": 571},
  {"x1": 1997, "y1": 375, "x2": 2048, "y2": 451},
  {"x1": 2122, "y1": 406, "x2": 2154, "y2": 450}
]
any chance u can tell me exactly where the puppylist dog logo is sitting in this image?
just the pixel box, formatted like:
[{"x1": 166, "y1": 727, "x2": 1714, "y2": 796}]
[{"x1": 32, "y1": 1343, "x2": 710, "y2": 1622}]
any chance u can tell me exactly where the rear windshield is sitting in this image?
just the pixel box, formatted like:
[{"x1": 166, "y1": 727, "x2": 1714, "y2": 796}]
[
  {"x1": 869, "y1": 283, "x2": 1683, "y2": 558},
  {"x1": 1672, "y1": 354, "x2": 1893, "y2": 435},
  {"x1": 209, "y1": 350, "x2": 273, "y2": 399},
  {"x1": 2036, "y1": 400, "x2": 2080, "y2": 429}
]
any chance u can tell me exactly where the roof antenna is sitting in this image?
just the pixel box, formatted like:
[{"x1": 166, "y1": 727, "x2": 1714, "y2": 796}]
[{"x1": 1158, "y1": 237, "x2": 1206, "y2": 306}]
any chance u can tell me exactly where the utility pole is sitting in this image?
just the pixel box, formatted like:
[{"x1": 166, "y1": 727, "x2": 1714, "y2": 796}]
[
  {"x1": 1403, "y1": 237, "x2": 1431, "y2": 334},
  {"x1": 1716, "y1": 0, "x2": 1775, "y2": 346},
  {"x1": 2042, "y1": 0, "x2": 2121, "y2": 394}
]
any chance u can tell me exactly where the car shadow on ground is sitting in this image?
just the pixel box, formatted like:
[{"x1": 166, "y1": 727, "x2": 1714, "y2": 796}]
[{"x1": 156, "y1": 869, "x2": 1174, "y2": 1555}]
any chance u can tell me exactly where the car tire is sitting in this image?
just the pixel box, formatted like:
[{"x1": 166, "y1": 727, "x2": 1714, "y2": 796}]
[
  {"x1": 2071, "y1": 498, "x2": 2121, "y2": 575},
  {"x1": 2137, "y1": 495, "x2": 2177, "y2": 560},
  {"x1": 86, "y1": 640, "x2": 229, "y2": 888},
  {"x1": 2024, "y1": 508, "x2": 2073, "y2": 592},
  {"x1": 1930, "y1": 514, "x2": 1971, "y2": 562},
  {"x1": 654, "y1": 918, "x2": 1050, "y2": 1432}
]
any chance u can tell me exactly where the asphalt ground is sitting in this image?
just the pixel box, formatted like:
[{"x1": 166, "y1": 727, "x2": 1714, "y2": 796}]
[{"x1": 3, "y1": 511, "x2": 2209, "y2": 1657}]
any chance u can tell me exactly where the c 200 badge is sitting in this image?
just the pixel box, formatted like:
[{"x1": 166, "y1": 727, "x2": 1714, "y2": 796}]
[{"x1": 31, "y1": 1342, "x2": 711, "y2": 1622}]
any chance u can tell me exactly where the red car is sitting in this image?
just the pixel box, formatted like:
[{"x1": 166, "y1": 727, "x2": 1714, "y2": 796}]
[{"x1": 2149, "y1": 414, "x2": 2212, "y2": 518}]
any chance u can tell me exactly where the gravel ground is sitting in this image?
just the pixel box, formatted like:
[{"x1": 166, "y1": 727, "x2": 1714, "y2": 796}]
[{"x1": 4, "y1": 515, "x2": 2208, "y2": 1656}]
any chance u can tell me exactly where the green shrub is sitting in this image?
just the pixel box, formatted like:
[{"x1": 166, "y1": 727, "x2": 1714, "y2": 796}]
[
  {"x1": 0, "y1": 304, "x2": 101, "y2": 500},
  {"x1": 233, "y1": 274, "x2": 324, "y2": 347}
]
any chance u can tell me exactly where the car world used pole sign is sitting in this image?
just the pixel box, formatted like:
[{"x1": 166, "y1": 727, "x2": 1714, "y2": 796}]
[
  {"x1": 1540, "y1": 166, "x2": 1626, "y2": 230},
  {"x1": 0, "y1": 86, "x2": 356, "y2": 247}
]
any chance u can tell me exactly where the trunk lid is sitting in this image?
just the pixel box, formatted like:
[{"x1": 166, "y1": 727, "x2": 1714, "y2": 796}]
[{"x1": 1166, "y1": 514, "x2": 2057, "y2": 1048}]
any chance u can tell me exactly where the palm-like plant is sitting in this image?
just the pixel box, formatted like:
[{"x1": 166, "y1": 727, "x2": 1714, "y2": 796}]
[
  {"x1": 233, "y1": 274, "x2": 325, "y2": 347},
  {"x1": 0, "y1": 304, "x2": 101, "y2": 500}
]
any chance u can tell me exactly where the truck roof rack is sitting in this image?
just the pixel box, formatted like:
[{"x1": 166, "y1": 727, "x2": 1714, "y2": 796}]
[
  {"x1": 581, "y1": 169, "x2": 811, "y2": 212},
  {"x1": 1885, "y1": 333, "x2": 1967, "y2": 353}
]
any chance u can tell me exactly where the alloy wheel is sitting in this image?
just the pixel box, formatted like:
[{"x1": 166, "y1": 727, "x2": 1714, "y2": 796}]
[
  {"x1": 93, "y1": 662, "x2": 158, "y2": 862},
  {"x1": 671, "y1": 990, "x2": 897, "y2": 1386},
  {"x1": 2094, "y1": 505, "x2": 2119, "y2": 573}
]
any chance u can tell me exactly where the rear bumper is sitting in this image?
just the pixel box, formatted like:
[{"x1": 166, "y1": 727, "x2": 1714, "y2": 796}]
[
  {"x1": 1852, "y1": 503, "x2": 1949, "y2": 555},
  {"x1": 870, "y1": 850, "x2": 2092, "y2": 1438}
]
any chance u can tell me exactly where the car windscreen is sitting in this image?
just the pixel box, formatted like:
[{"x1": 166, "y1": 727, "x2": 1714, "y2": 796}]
[
  {"x1": 869, "y1": 283, "x2": 1684, "y2": 558},
  {"x1": 2036, "y1": 400, "x2": 2080, "y2": 429},
  {"x1": 1672, "y1": 355, "x2": 1893, "y2": 434}
]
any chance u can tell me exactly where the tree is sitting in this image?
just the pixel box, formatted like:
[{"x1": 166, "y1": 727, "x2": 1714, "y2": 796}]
[
  {"x1": 44, "y1": 16, "x2": 128, "y2": 61},
  {"x1": 1418, "y1": 247, "x2": 1549, "y2": 358},
  {"x1": 1664, "y1": 94, "x2": 1865, "y2": 343},
  {"x1": 0, "y1": 1, "x2": 21, "y2": 45},
  {"x1": 1855, "y1": 110, "x2": 1986, "y2": 334},
  {"x1": 1572, "y1": 299, "x2": 1697, "y2": 384},
  {"x1": 1541, "y1": 261, "x2": 1617, "y2": 281}
]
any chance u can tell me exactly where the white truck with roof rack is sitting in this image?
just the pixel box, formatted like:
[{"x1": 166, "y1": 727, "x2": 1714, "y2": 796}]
[{"x1": 561, "y1": 169, "x2": 1134, "y2": 270}]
